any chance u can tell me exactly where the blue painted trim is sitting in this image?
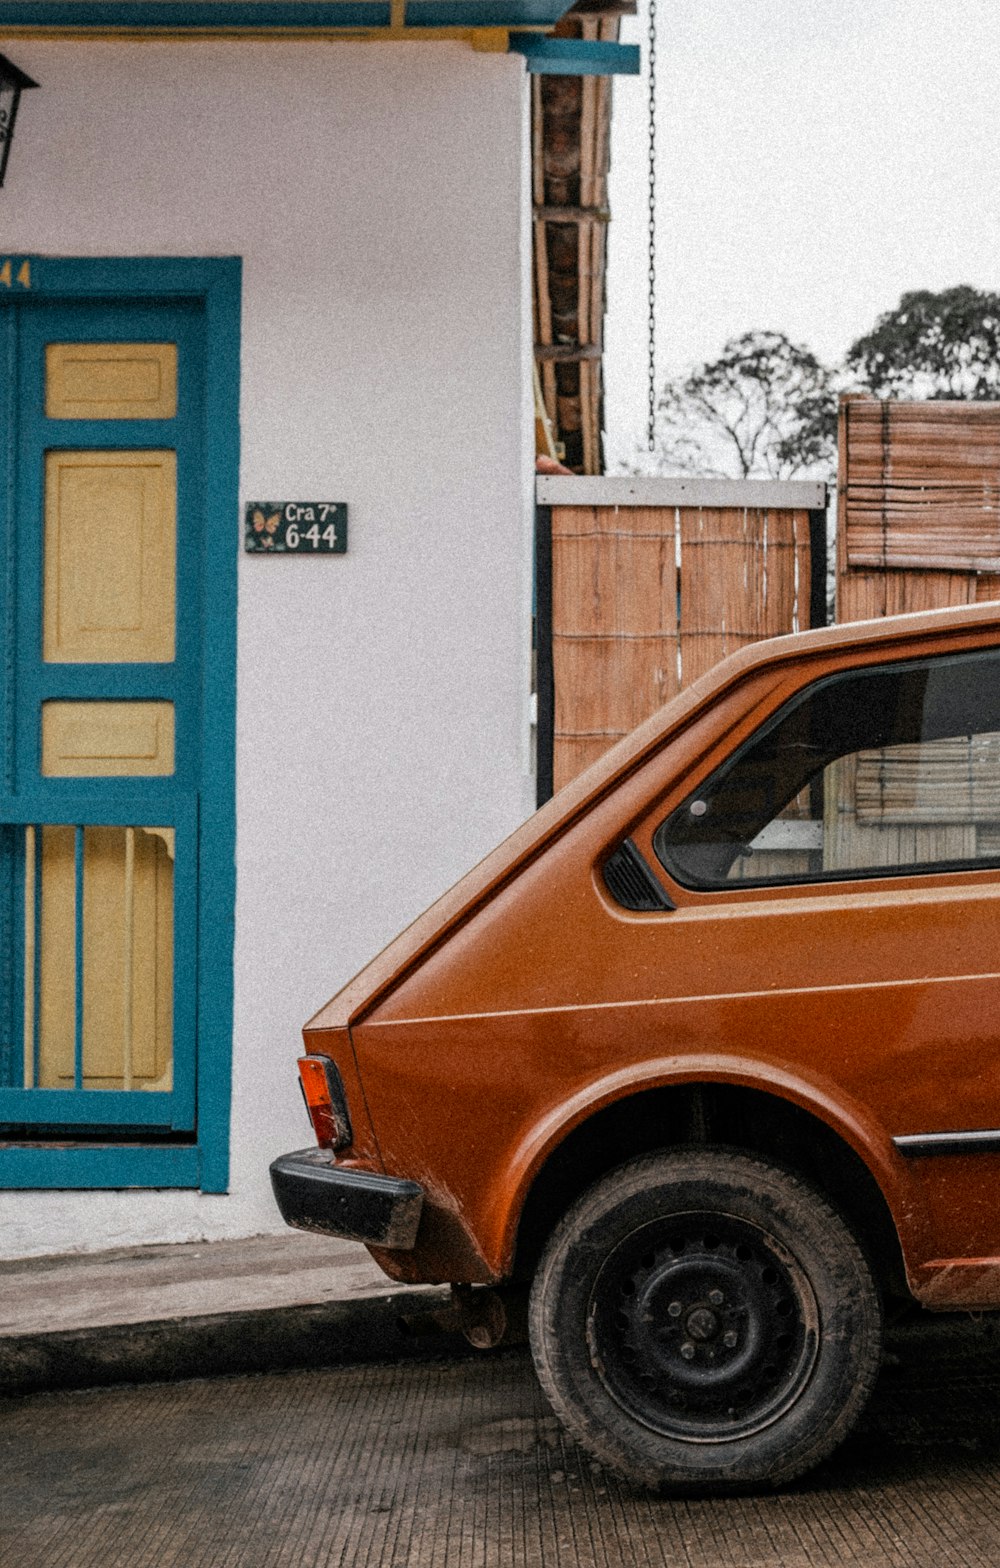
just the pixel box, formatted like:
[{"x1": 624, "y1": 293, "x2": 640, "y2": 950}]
[
  {"x1": 0, "y1": 314, "x2": 14, "y2": 1096},
  {"x1": 3, "y1": 255, "x2": 234, "y2": 302},
  {"x1": 0, "y1": 1086, "x2": 178, "y2": 1124},
  {"x1": 0, "y1": 0, "x2": 569, "y2": 25},
  {"x1": 0, "y1": 791, "x2": 191, "y2": 826},
  {"x1": 509, "y1": 35, "x2": 641, "y2": 74},
  {"x1": 408, "y1": 0, "x2": 563, "y2": 21},
  {"x1": 73, "y1": 825, "x2": 83, "y2": 1090},
  {"x1": 0, "y1": 257, "x2": 241, "y2": 1193},
  {"x1": 196, "y1": 258, "x2": 241, "y2": 1194},
  {"x1": 167, "y1": 796, "x2": 199, "y2": 1130},
  {"x1": 33, "y1": 669, "x2": 177, "y2": 700},
  {"x1": 31, "y1": 835, "x2": 40, "y2": 1089},
  {"x1": 0, "y1": 827, "x2": 12, "y2": 1091},
  {"x1": 0, "y1": 1143, "x2": 200, "y2": 1188},
  {"x1": 1, "y1": 310, "x2": 15, "y2": 800}
]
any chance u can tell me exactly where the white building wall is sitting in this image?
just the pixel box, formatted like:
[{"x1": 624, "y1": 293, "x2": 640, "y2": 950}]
[{"x1": 0, "y1": 39, "x2": 535, "y2": 1256}]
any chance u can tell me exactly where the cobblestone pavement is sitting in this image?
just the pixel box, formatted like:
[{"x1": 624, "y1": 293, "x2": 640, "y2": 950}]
[{"x1": 4, "y1": 1315, "x2": 1000, "y2": 1568}]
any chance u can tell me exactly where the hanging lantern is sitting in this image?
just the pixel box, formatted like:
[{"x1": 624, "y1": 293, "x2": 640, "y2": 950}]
[{"x1": 0, "y1": 56, "x2": 39, "y2": 189}]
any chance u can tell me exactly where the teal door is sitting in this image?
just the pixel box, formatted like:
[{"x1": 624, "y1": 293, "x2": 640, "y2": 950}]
[{"x1": 0, "y1": 260, "x2": 239, "y2": 1188}]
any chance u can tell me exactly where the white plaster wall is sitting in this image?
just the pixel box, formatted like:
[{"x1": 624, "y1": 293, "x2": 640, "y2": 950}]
[{"x1": 0, "y1": 38, "x2": 535, "y2": 1256}]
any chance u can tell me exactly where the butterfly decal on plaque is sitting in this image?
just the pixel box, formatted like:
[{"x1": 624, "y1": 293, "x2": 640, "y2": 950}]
[{"x1": 251, "y1": 508, "x2": 280, "y2": 549}]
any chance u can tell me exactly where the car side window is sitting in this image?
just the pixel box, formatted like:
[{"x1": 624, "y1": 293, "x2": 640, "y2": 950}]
[{"x1": 653, "y1": 648, "x2": 1000, "y2": 888}]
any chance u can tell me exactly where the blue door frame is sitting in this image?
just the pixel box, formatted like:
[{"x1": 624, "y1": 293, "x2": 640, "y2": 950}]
[{"x1": 0, "y1": 256, "x2": 240, "y2": 1191}]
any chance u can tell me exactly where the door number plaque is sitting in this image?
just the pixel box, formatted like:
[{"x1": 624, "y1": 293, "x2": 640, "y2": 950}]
[{"x1": 245, "y1": 501, "x2": 347, "y2": 554}]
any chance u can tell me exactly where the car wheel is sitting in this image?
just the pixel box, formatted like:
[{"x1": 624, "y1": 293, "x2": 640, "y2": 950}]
[{"x1": 528, "y1": 1147, "x2": 883, "y2": 1492}]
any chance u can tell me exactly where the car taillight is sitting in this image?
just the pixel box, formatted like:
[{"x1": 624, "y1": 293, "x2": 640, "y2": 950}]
[{"x1": 297, "y1": 1055, "x2": 353, "y2": 1151}]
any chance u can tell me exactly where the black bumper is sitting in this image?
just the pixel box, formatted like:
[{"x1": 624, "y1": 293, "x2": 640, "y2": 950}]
[{"x1": 269, "y1": 1148, "x2": 425, "y2": 1249}]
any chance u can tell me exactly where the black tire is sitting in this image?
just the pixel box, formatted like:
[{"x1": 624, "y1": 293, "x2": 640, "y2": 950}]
[{"x1": 528, "y1": 1148, "x2": 883, "y2": 1493}]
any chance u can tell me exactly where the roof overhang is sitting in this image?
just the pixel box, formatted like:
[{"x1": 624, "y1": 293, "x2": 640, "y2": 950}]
[{"x1": 0, "y1": 0, "x2": 640, "y2": 71}]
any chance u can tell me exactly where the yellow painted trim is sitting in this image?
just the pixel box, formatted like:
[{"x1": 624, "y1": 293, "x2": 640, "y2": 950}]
[
  {"x1": 38, "y1": 825, "x2": 74, "y2": 1089},
  {"x1": 123, "y1": 826, "x2": 135, "y2": 1092},
  {"x1": 471, "y1": 26, "x2": 507, "y2": 50}
]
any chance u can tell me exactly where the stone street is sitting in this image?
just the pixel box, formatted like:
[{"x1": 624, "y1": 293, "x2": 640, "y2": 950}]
[{"x1": 4, "y1": 1313, "x2": 1000, "y2": 1568}]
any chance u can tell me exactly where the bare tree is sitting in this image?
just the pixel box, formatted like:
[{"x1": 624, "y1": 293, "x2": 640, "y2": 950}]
[{"x1": 642, "y1": 330, "x2": 837, "y2": 480}]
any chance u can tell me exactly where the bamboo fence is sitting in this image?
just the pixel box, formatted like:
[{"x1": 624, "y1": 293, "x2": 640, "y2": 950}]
[
  {"x1": 837, "y1": 395, "x2": 1000, "y2": 620},
  {"x1": 836, "y1": 395, "x2": 1000, "y2": 869},
  {"x1": 538, "y1": 478, "x2": 823, "y2": 792}
]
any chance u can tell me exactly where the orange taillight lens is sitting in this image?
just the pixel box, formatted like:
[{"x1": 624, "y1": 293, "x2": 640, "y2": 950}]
[{"x1": 297, "y1": 1055, "x2": 352, "y2": 1151}]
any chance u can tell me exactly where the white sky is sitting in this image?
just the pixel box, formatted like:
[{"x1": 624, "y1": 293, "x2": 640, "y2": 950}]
[{"x1": 603, "y1": 0, "x2": 1000, "y2": 469}]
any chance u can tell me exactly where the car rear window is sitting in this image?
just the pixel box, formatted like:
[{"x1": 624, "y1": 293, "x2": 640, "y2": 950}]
[{"x1": 653, "y1": 647, "x2": 1000, "y2": 889}]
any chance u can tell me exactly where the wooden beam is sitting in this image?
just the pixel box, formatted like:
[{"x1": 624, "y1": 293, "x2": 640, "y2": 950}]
[
  {"x1": 535, "y1": 344, "x2": 603, "y2": 362},
  {"x1": 533, "y1": 206, "x2": 610, "y2": 223}
]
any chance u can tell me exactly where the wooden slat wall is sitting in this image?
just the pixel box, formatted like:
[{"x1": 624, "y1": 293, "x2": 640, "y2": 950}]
[
  {"x1": 838, "y1": 396, "x2": 1000, "y2": 615},
  {"x1": 551, "y1": 503, "x2": 811, "y2": 790}
]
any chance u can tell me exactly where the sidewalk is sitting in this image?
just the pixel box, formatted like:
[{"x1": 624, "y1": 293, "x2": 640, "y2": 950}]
[{"x1": 0, "y1": 1231, "x2": 462, "y2": 1396}]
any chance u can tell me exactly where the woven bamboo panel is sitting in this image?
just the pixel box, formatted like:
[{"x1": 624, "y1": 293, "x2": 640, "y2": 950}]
[
  {"x1": 551, "y1": 504, "x2": 811, "y2": 790},
  {"x1": 679, "y1": 508, "x2": 809, "y2": 684},
  {"x1": 854, "y1": 737, "x2": 1000, "y2": 824},
  {"x1": 834, "y1": 392, "x2": 1000, "y2": 854},
  {"x1": 836, "y1": 563, "x2": 992, "y2": 622},
  {"x1": 551, "y1": 505, "x2": 679, "y2": 789},
  {"x1": 840, "y1": 396, "x2": 1000, "y2": 577},
  {"x1": 826, "y1": 754, "x2": 976, "y2": 872},
  {"x1": 843, "y1": 399, "x2": 1000, "y2": 479}
]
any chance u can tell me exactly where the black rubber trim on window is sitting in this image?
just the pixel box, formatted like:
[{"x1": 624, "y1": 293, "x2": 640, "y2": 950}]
[{"x1": 603, "y1": 839, "x2": 675, "y2": 912}]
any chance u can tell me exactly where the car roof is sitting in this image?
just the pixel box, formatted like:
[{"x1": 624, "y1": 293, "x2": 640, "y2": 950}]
[{"x1": 309, "y1": 599, "x2": 1000, "y2": 1029}]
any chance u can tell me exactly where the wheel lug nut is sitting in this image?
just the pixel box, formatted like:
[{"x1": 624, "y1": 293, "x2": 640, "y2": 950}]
[
  {"x1": 708, "y1": 1290, "x2": 724, "y2": 1307},
  {"x1": 722, "y1": 1330, "x2": 738, "y2": 1348},
  {"x1": 680, "y1": 1342, "x2": 696, "y2": 1360},
  {"x1": 667, "y1": 1301, "x2": 683, "y2": 1318}
]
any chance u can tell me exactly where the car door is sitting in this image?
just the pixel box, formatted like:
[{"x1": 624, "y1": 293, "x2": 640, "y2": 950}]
[{"x1": 641, "y1": 641, "x2": 1000, "y2": 1265}]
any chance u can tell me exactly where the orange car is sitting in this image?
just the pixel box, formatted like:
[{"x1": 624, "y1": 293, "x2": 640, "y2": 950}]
[{"x1": 272, "y1": 600, "x2": 1000, "y2": 1491}]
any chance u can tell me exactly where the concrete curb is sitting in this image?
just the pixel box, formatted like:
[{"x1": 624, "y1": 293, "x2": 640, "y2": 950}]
[{"x1": 0, "y1": 1286, "x2": 477, "y2": 1398}]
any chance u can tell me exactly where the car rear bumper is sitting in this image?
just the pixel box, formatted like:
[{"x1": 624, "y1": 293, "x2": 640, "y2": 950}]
[{"x1": 269, "y1": 1147, "x2": 425, "y2": 1249}]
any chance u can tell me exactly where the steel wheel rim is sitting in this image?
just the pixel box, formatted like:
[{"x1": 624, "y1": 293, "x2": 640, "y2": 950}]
[{"x1": 586, "y1": 1210, "x2": 820, "y2": 1444}]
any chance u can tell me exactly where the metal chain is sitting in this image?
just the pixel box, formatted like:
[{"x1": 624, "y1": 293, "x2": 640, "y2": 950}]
[{"x1": 646, "y1": 0, "x2": 658, "y2": 451}]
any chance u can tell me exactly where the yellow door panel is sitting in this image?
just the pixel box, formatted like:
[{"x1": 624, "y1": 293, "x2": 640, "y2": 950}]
[
  {"x1": 22, "y1": 825, "x2": 37, "y2": 1089},
  {"x1": 45, "y1": 343, "x2": 178, "y2": 420},
  {"x1": 36, "y1": 825, "x2": 75, "y2": 1088},
  {"x1": 41, "y1": 702, "x2": 175, "y2": 777},
  {"x1": 34, "y1": 826, "x2": 174, "y2": 1091},
  {"x1": 43, "y1": 450, "x2": 176, "y2": 664}
]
